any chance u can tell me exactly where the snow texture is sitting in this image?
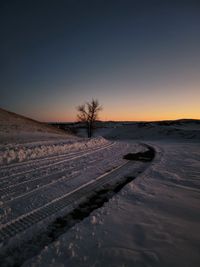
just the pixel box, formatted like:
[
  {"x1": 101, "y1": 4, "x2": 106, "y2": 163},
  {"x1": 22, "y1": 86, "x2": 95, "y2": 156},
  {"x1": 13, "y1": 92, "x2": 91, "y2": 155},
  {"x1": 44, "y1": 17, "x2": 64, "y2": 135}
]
[
  {"x1": 0, "y1": 108, "x2": 200, "y2": 267},
  {"x1": 23, "y1": 141, "x2": 200, "y2": 267},
  {"x1": 0, "y1": 137, "x2": 109, "y2": 165}
]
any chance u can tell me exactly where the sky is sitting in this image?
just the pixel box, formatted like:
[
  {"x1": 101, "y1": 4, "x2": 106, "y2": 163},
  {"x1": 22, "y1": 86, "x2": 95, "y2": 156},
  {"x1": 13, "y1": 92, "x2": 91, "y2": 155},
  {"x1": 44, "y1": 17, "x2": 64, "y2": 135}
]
[{"x1": 0, "y1": 0, "x2": 200, "y2": 122}]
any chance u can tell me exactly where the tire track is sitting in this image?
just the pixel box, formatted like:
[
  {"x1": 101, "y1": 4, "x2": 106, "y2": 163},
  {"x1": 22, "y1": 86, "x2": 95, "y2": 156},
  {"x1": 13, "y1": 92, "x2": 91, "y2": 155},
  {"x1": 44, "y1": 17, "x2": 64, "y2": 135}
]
[
  {"x1": 0, "y1": 142, "x2": 114, "y2": 179},
  {"x1": 0, "y1": 143, "x2": 128, "y2": 206},
  {"x1": 0, "y1": 165, "x2": 78, "y2": 202},
  {"x1": 0, "y1": 142, "x2": 116, "y2": 186},
  {"x1": 0, "y1": 143, "x2": 156, "y2": 267},
  {"x1": 0, "y1": 161, "x2": 131, "y2": 243}
]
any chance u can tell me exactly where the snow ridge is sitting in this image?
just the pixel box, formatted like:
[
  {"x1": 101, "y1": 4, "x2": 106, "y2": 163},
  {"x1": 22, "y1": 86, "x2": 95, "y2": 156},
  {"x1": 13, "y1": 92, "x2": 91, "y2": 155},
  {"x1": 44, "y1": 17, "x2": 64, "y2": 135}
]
[{"x1": 0, "y1": 137, "x2": 109, "y2": 165}]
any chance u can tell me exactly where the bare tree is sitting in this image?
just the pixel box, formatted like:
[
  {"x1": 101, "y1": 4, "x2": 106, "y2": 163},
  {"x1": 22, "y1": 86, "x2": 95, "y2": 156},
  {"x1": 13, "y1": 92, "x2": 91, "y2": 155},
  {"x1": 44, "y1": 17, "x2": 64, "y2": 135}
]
[{"x1": 77, "y1": 99, "x2": 102, "y2": 138}]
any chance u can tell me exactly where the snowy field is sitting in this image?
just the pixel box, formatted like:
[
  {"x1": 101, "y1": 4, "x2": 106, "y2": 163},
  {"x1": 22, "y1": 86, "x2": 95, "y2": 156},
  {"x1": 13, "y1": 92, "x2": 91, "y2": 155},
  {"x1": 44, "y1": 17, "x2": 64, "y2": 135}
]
[{"x1": 0, "y1": 109, "x2": 200, "y2": 267}]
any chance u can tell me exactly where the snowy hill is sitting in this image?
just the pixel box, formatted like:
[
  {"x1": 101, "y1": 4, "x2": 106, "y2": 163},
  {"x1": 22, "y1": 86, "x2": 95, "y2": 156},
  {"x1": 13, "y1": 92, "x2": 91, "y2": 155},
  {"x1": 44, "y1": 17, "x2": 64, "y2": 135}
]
[
  {"x1": 90, "y1": 120, "x2": 200, "y2": 141},
  {"x1": 0, "y1": 108, "x2": 75, "y2": 144}
]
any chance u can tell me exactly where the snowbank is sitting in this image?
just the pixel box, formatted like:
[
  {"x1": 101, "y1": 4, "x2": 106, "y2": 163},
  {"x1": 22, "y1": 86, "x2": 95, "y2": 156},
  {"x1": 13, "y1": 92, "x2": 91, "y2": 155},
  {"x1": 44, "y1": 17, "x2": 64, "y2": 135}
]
[{"x1": 0, "y1": 137, "x2": 109, "y2": 165}]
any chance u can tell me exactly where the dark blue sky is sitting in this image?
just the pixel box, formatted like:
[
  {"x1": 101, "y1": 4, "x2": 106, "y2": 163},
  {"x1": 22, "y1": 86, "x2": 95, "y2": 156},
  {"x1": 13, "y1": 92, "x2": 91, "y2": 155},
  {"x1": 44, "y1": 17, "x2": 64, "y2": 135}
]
[{"x1": 1, "y1": 0, "x2": 200, "y2": 121}]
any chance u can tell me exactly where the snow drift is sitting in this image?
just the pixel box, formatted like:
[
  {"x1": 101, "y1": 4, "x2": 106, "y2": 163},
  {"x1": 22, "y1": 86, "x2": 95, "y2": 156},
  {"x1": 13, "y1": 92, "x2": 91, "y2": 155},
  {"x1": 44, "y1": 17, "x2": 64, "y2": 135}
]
[{"x1": 0, "y1": 137, "x2": 109, "y2": 165}]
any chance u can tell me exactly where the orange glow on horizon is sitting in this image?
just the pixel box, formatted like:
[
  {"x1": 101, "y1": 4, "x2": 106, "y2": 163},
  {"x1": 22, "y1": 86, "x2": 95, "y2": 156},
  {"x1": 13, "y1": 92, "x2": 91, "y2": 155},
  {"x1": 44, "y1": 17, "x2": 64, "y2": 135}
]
[
  {"x1": 32, "y1": 85, "x2": 200, "y2": 123},
  {"x1": 41, "y1": 110, "x2": 200, "y2": 123}
]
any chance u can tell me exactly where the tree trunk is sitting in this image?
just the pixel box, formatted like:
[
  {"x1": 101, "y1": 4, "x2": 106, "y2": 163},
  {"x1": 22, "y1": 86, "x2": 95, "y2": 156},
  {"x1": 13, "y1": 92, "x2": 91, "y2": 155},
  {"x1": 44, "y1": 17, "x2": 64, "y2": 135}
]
[{"x1": 87, "y1": 122, "x2": 92, "y2": 138}]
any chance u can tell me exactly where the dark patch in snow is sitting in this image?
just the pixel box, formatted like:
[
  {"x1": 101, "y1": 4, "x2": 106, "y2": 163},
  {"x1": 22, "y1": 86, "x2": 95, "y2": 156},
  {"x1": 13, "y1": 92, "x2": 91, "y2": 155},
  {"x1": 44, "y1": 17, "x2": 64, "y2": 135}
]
[
  {"x1": 0, "y1": 174, "x2": 140, "y2": 267},
  {"x1": 123, "y1": 146, "x2": 155, "y2": 162}
]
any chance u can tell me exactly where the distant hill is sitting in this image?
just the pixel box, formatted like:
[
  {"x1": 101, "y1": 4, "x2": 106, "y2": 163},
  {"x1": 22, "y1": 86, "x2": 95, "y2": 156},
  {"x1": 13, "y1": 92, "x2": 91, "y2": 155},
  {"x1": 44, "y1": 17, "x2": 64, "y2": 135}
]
[
  {"x1": 100, "y1": 119, "x2": 200, "y2": 141},
  {"x1": 75, "y1": 119, "x2": 200, "y2": 141},
  {"x1": 151, "y1": 119, "x2": 200, "y2": 126}
]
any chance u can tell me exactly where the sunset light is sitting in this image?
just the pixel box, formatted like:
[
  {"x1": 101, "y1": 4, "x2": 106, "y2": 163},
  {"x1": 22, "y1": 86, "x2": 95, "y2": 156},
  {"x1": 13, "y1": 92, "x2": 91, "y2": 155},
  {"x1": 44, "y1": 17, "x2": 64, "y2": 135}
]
[
  {"x1": 0, "y1": 2, "x2": 200, "y2": 266},
  {"x1": 1, "y1": 1, "x2": 200, "y2": 122}
]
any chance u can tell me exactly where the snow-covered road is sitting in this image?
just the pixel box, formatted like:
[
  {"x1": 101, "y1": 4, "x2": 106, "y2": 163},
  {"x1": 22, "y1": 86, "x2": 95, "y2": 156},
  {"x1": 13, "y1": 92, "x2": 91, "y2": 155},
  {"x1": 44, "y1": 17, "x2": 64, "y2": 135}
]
[
  {"x1": 0, "y1": 137, "x2": 199, "y2": 267},
  {"x1": 22, "y1": 141, "x2": 200, "y2": 267},
  {"x1": 0, "y1": 138, "x2": 149, "y2": 262}
]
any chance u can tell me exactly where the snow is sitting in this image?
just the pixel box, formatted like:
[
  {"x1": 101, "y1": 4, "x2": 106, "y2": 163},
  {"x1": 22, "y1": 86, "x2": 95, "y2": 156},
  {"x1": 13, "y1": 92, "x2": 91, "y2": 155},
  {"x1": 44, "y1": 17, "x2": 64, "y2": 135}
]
[
  {"x1": 0, "y1": 108, "x2": 74, "y2": 145},
  {"x1": 0, "y1": 140, "x2": 145, "y2": 226},
  {"x1": 0, "y1": 108, "x2": 200, "y2": 267},
  {"x1": 23, "y1": 141, "x2": 200, "y2": 267},
  {"x1": 90, "y1": 215, "x2": 97, "y2": 225},
  {"x1": 0, "y1": 136, "x2": 109, "y2": 165},
  {"x1": 94, "y1": 122, "x2": 200, "y2": 141}
]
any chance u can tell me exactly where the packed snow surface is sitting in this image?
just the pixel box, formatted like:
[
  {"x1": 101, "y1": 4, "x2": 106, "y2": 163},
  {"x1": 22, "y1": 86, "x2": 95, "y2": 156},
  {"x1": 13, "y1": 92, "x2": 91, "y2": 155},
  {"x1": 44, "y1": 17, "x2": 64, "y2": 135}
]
[
  {"x1": 0, "y1": 137, "x2": 109, "y2": 165},
  {"x1": 0, "y1": 138, "x2": 146, "y2": 227},
  {"x1": 23, "y1": 141, "x2": 200, "y2": 267},
  {"x1": 0, "y1": 109, "x2": 200, "y2": 267}
]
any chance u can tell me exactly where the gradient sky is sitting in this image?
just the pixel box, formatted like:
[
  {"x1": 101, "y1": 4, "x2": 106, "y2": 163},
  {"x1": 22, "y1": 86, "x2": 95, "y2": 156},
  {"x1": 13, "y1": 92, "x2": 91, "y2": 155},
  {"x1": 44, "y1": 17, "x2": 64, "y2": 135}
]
[{"x1": 0, "y1": 0, "x2": 200, "y2": 122}]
